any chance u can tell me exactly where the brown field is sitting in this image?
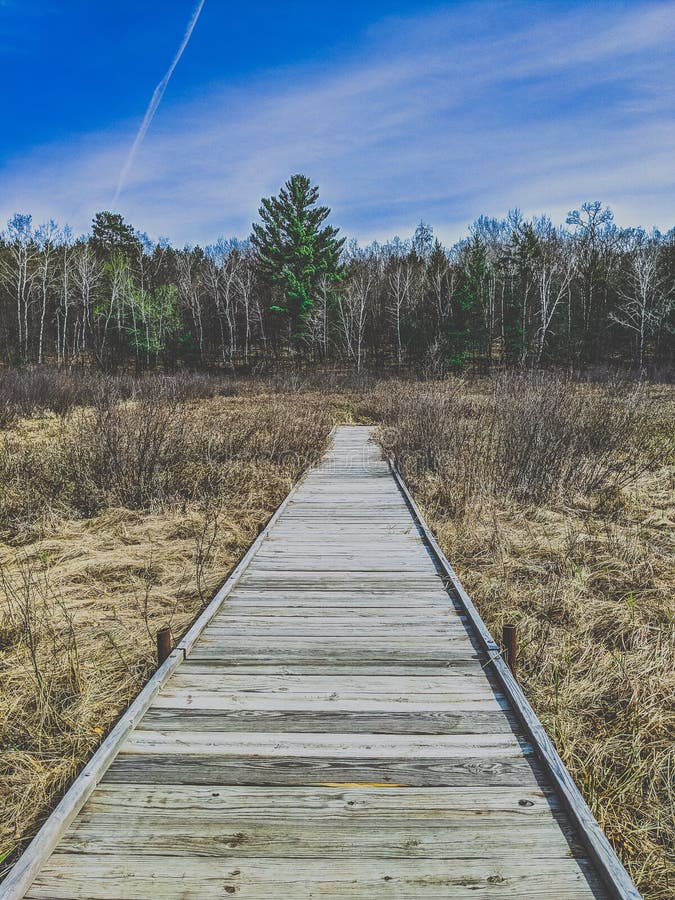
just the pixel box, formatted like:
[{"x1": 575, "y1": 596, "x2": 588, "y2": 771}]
[{"x1": 0, "y1": 371, "x2": 673, "y2": 898}]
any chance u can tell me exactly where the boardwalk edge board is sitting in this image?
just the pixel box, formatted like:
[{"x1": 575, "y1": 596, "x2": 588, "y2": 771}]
[
  {"x1": 388, "y1": 458, "x2": 641, "y2": 900},
  {"x1": 0, "y1": 428, "x2": 331, "y2": 900}
]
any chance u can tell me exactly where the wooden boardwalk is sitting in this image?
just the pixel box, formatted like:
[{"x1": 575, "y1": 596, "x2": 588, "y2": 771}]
[{"x1": 5, "y1": 426, "x2": 638, "y2": 898}]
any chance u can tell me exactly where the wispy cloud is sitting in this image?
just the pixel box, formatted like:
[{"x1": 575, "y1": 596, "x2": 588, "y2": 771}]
[
  {"x1": 113, "y1": 0, "x2": 206, "y2": 203},
  {"x1": 1, "y1": 1, "x2": 673, "y2": 244}
]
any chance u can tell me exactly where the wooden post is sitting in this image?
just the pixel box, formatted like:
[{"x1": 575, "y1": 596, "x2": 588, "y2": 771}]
[
  {"x1": 502, "y1": 623, "x2": 518, "y2": 678},
  {"x1": 156, "y1": 626, "x2": 172, "y2": 667}
]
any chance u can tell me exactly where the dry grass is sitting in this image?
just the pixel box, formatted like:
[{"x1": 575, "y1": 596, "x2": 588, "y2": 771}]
[
  {"x1": 374, "y1": 375, "x2": 675, "y2": 900},
  {"x1": 0, "y1": 387, "x2": 333, "y2": 874},
  {"x1": 0, "y1": 368, "x2": 237, "y2": 427}
]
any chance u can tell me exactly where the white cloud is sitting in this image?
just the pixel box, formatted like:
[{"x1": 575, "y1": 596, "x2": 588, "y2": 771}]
[{"x1": 1, "y1": 1, "x2": 673, "y2": 245}]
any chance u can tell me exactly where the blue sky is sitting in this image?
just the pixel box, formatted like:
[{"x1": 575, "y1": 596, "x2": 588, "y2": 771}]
[{"x1": 1, "y1": 0, "x2": 674, "y2": 245}]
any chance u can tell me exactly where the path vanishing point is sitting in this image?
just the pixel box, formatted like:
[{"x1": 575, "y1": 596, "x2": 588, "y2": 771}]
[{"x1": 3, "y1": 426, "x2": 640, "y2": 898}]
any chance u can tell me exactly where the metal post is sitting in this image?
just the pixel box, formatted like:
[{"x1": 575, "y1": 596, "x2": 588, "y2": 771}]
[
  {"x1": 502, "y1": 623, "x2": 518, "y2": 678},
  {"x1": 156, "y1": 626, "x2": 172, "y2": 667}
]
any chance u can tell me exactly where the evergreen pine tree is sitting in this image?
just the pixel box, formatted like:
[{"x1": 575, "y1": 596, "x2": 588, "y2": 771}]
[
  {"x1": 251, "y1": 174, "x2": 344, "y2": 351},
  {"x1": 447, "y1": 234, "x2": 490, "y2": 367},
  {"x1": 91, "y1": 211, "x2": 141, "y2": 261}
]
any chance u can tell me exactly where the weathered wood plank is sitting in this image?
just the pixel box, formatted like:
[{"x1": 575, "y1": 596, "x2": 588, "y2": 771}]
[
  {"x1": 61, "y1": 818, "x2": 584, "y2": 860},
  {"x1": 181, "y1": 655, "x2": 485, "y2": 671},
  {"x1": 26, "y1": 856, "x2": 605, "y2": 899},
  {"x1": 220, "y1": 594, "x2": 458, "y2": 606},
  {"x1": 200, "y1": 624, "x2": 468, "y2": 637},
  {"x1": 140, "y1": 708, "x2": 517, "y2": 734},
  {"x1": 121, "y1": 730, "x2": 528, "y2": 758},
  {"x1": 185, "y1": 638, "x2": 478, "y2": 654},
  {"x1": 104, "y1": 755, "x2": 542, "y2": 788},
  {"x1": 211, "y1": 608, "x2": 464, "y2": 619},
  {"x1": 159, "y1": 673, "x2": 494, "y2": 693},
  {"x1": 240, "y1": 571, "x2": 443, "y2": 581},
  {"x1": 152, "y1": 675, "x2": 500, "y2": 704},
  {"x1": 149, "y1": 695, "x2": 507, "y2": 713},
  {"x1": 185, "y1": 647, "x2": 484, "y2": 666},
  {"x1": 81, "y1": 783, "x2": 563, "y2": 816}
]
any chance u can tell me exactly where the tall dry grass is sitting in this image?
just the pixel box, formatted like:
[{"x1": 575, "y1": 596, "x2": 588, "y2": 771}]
[
  {"x1": 373, "y1": 374, "x2": 675, "y2": 899},
  {"x1": 0, "y1": 368, "x2": 238, "y2": 429},
  {"x1": 374, "y1": 374, "x2": 670, "y2": 509},
  {"x1": 0, "y1": 384, "x2": 332, "y2": 874}
]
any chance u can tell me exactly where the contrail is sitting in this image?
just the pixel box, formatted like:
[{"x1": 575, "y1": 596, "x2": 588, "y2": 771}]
[{"x1": 113, "y1": 0, "x2": 206, "y2": 203}]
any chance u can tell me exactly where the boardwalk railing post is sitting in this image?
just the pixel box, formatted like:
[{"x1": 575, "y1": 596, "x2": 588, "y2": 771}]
[
  {"x1": 502, "y1": 623, "x2": 518, "y2": 678},
  {"x1": 156, "y1": 626, "x2": 172, "y2": 667}
]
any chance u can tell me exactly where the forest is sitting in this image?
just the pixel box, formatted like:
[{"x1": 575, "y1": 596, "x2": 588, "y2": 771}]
[{"x1": 1, "y1": 176, "x2": 673, "y2": 375}]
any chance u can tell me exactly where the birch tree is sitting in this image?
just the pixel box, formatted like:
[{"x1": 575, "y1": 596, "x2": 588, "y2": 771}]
[
  {"x1": 176, "y1": 248, "x2": 206, "y2": 361},
  {"x1": 0, "y1": 214, "x2": 38, "y2": 362},
  {"x1": 35, "y1": 221, "x2": 61, "y2": 364},
  {"x1": 72, "y1": 242, "x2": 102, "y2": 357},
  {"x1": 611, "y1": 233, "x2": 674, "y2": 371},
  {"x1": 337, "y1": 250, "x2": 376, "y2": 372}
]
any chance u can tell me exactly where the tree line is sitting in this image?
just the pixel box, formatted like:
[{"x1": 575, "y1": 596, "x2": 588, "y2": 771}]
[{"x1": 1, "y1": 175, "x2": 673, "y2": 374}]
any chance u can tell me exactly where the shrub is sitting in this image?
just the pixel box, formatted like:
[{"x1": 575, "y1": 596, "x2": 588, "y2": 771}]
[
  {"x1": 0, "y1": 368, "x2": 239, "y2": 428},
  {"x1": 376, "y1": 374, "x2": 673, "y2": 513}
]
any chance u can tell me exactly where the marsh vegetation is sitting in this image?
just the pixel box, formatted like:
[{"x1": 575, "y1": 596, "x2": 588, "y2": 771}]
[{"x1": 0, "y1": 369, "x2": 672, "y2": 898}]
